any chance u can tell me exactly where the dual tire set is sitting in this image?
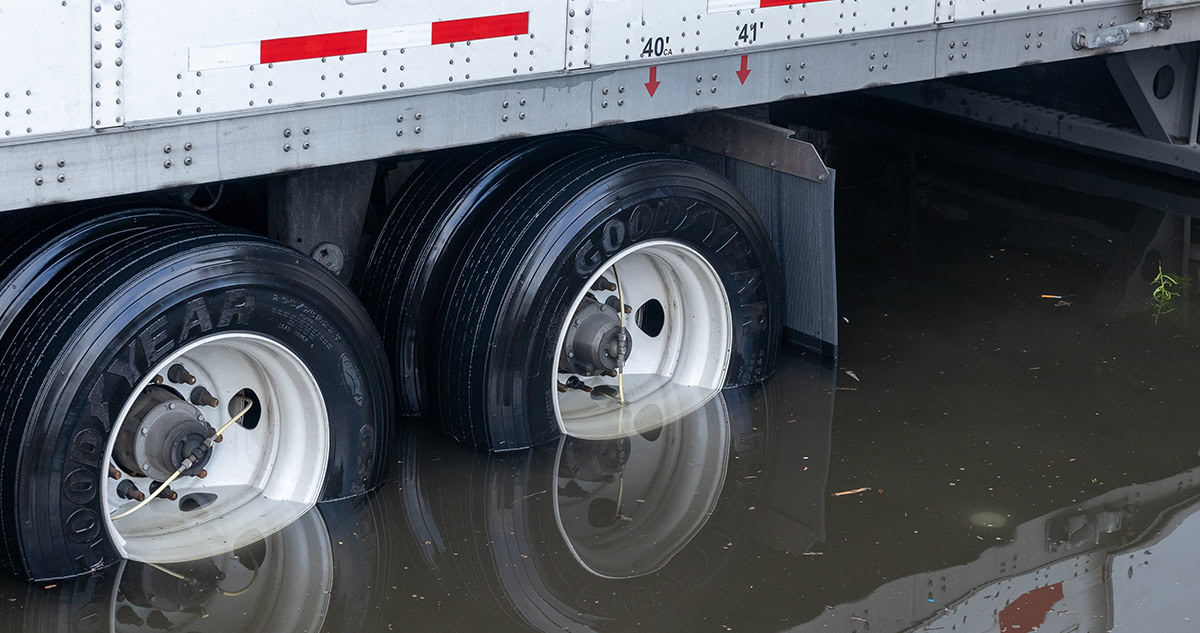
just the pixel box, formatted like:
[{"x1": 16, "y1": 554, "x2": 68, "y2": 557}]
[{"x1": 0, "y1": 139, "x2": 782, "y2": 580}]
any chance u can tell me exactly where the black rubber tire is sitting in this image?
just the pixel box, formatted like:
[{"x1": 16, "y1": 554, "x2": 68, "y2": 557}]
[
  {"x1": 0, "y1": 215, "x2": 391, "y2": 580},
  {"x1": 358, "y1": 135, "x2": 609, "y2": 417},
  {"x1": 0, "y1": 208, "x2": 206, "y2": 339},
  {"x1": 435, "y1": 146, "x2": 783, "y2": 451}
]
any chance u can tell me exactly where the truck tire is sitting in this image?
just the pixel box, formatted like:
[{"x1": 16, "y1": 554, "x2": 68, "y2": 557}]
[
  {"x1": 0, "y1": 208, "x2": 203, "y2": 339},
  {"x1": 436, "y1": 146, "x2": 782, "y2": 451},
  {"x1": 359, "y1": 135, "x2": 607, "y2": 417},
  {"x1": 0, "y1": 213, "x2": 391, "y2": 580}
]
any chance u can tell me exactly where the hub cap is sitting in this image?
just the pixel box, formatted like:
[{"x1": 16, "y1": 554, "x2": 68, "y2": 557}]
[
  {"x1": 553, "y1": 240, "x2": 733, "y2": 439},
  {"x1": 101, "y1": 333, "x2": 330, "y2": 564}
]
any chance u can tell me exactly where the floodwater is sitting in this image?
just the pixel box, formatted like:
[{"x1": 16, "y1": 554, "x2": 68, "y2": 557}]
[{"x1": 3, "y1": 185, "x2": 1200, "y2": 633}]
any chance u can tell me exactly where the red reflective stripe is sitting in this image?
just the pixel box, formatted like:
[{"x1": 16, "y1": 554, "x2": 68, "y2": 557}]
[
  {"x1": 260, "y1": 30, "x2": 368, "y2": 64},
  {"x1": 431, "y1": 12, "x2": 529, "y2": 45}
]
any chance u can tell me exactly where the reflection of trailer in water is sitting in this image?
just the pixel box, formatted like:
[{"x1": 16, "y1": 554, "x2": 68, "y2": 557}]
[{"x1": 793, "y1": 468, "x2": 1200, "y2": 633}]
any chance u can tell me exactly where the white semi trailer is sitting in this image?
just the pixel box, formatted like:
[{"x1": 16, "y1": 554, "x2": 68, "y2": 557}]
[{"x1": 0, "y1": 0, "x2": 1194, "y2": 580}]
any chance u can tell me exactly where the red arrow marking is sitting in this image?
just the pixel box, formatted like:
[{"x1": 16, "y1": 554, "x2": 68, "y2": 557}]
[
  {"x1": 737, "y1": 55, "x2": 752, "y2": 84},
  {"x1": 645, "y1": 66, "x2": 661, "y2": 97}
]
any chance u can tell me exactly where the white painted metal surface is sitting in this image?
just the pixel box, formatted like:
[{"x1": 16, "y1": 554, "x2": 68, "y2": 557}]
[
  {"x1": 0, "y1": 1, "x2": 92, "y2": 139},
  {"x1": 585, "y1": 0, "x2": 934, "y2": 67},
  {"x1": 122, "y1": 1, "x2": 566, "y2": 123},
  {"x1": 3, "y1": 0, "x2": 1200, "y2": 210}
]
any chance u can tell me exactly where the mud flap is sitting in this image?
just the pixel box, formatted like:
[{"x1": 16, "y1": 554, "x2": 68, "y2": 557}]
[{"x1": 672, "y1": 119, "x2": 839, "y2": 358}]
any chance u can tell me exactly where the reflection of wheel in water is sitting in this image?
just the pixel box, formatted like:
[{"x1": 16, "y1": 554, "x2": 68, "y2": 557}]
[
  {"x1": 7, "y1": 509, "x2": 343, "y2": 633},
  {"x1": 0, "y1": 209, "x2": 391, "y2": 580},
  {"x1": 398, "y1": 387, "x2": 776, "y2": 632},
  {"x1": 553, "y1": 395, "x2": 730, "y2": 579}
]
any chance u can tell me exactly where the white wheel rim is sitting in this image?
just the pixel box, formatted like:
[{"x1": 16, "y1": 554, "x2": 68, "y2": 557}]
[
  {"x1": 552, "y1": 239, "x2": 733, "y2": 439},
  {"x1": 101, "y1": 332, "x2": 330, "y2": 564}
]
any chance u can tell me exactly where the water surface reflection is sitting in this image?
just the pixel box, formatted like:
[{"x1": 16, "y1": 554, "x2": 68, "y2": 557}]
[{"x1": 6, "y1": 352, "x2": 1200, "y2": 633}]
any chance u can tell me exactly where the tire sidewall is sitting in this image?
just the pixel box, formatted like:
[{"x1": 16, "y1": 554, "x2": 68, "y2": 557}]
[
  {"x1": 504, "y1": 163, "x2": 780, "y2": 446},
  {"x1": 17, "y1": 251, "x2": 387, "y2": 579}
]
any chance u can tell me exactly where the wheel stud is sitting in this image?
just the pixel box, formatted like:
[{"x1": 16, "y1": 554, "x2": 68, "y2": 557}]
[
  {"x1": 151, "y1": 375, "x2": 164, "y2": 385},
  {"x1": 195, "y1": 469, "x2": 208, "y2": 479},
  {"x1": 592, "y1": 277, "x2": 617, "y2": 292},
  {"x1": 149, "y1": 481, "x2": 178, "y2": 501},
  {"x1": 116, "y1": 480, "x2": 146, "y2": 502},
  {"x1": 190, "y1": 386, "x2": 219, "y2": 408},
  {"x1": 168, "y1": 363, "x2": 197, "y2": 385},
  {"x1": 108, "y1": 463, "x2": 122, "y2": 480}
]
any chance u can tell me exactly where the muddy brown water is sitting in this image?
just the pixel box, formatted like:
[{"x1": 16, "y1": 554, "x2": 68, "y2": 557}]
[{"x1": 1, "y1": 214, "x2": 1198, "y2": 633}]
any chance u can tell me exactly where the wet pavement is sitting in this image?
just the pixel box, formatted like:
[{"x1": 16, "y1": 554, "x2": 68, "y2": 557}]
[{"x1": 3, "y1": 204, "x2": 1200, "y2": 633}]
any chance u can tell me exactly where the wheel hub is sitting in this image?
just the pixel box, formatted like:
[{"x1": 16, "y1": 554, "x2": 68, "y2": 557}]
[
  {"x1": 560, "y1": 295, "x2": 633, "y2": 376},
  {"x1": 113, "y1": 386, "x2": 216, "y2": 481}
]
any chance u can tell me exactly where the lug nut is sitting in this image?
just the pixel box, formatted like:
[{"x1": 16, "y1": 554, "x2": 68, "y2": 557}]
[
  {"x1": 190, "y1": 386, "x2": 219, "y2": 408},
  {"x1": 108, "y1": 463, "x2": 122, "y2": 480},
  {"x1": 557, "y1": 381, "x2": 569, "y2": 393},
  {"x1": 116, "y1": 480, "x2": 145, "y2": 502},
  {"x1": 151, "y1": 375, "x2": 164, "y2": 385},
  {"x1": 168, "y1": 363, "x2": 197, "y2": 385},
  {"x1": 149, "y1": 481, "x2": 178, "y2": 501},
  {"x1": 195, "y1": 469, "x2": 207, "y2": 479}
]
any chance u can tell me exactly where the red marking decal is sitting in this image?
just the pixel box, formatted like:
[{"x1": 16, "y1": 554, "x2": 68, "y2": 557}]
[
  {"x1": 737, "y1": 55, "x2": 752, "y2": 84},
  {"x1": 999, "y1": 583, "x2": 1065, "y2": 633},
  {"x1": 260, "y1": 30, "x2": 368, "y2": 64},
  {"x1": 431, "y1": 12, "x2": 530, "y2": 45},
  {"x1": 645, "y1": 66, "x2": 661, "y2": 96}
]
